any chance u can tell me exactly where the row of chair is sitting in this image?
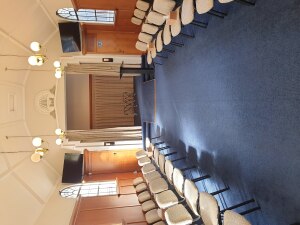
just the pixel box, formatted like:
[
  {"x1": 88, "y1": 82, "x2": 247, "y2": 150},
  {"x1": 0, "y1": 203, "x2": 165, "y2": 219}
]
[
  {"x1": 132, "y1": 0, "x2": 255, "y2": 65},
  {"x1": 133, "y1": 138, "x2": 260, "y2": 225}
]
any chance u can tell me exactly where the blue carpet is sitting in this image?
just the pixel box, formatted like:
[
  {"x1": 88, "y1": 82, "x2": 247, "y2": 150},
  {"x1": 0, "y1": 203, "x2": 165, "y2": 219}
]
[
  {"x1": 135, "y1": 79, "x2": 156, "y2": 123},
  {"x1": 136, "y1": 0, "x2": 300, "y2": 224}
]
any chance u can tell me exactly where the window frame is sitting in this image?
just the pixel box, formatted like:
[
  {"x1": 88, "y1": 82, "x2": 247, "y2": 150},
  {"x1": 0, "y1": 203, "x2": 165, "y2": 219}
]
[
  {"x1": 59, "y1": 180, "x2": 118, "y2": 198},
  {"x1": 56, "y1": 8, "x2": 116, "y2": 25}
]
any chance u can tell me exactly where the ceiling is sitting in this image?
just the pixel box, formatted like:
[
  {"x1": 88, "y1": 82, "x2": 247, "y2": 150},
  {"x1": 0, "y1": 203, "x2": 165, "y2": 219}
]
[{"x1": 0, "y1": 0, "x2": 78, "y2": 225}]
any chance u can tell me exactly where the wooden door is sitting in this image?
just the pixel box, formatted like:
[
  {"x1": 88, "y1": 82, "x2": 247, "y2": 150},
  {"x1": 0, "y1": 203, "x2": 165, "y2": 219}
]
[{"x1": 84, "y1": 149, "x2": 140, "y2": 175}]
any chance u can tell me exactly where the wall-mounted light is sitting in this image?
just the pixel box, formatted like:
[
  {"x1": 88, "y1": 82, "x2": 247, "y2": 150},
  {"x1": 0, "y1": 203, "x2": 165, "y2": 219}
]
[
  {"x1": 55, "y1": 128, "x2": 65, "y2": 145},
  {"x1": 1, "y1": 41, "x2": 63, "y2": 79}
]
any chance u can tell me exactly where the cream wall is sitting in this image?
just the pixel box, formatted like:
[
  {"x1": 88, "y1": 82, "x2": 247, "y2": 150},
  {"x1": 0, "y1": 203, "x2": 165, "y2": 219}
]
[
  {"x1": 66, "y1": 74, "x2": 90, "y2": 130},
  {"x1": 34, "y1": 184, "x2": 77, "y2": 225}
]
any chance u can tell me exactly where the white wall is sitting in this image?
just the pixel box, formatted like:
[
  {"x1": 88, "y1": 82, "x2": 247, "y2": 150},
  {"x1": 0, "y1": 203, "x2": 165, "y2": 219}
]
[{"x1": 34, "y1": 183, "x2": 77, "y2": 225}]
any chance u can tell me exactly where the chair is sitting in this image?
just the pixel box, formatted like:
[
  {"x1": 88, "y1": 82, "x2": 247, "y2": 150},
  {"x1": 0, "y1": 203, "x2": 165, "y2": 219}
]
[
  {"x1": 156, "y1": 31, "x2": 164, "y2": 52},
  {"x1": 181, "y1": 0, "x2": 208, "y2": 27},
  {"x1": 135, "y1": 41, "x2": 148, "y2": 51},
  {"x1": 150, "y1": 42, "x2": 157, "y2": 58},
  {"x1": 196, "y1": 0, "x2": 213, "y2": 14},
  {"x1": 131, "y1": 17, "x2": 143, "y2": 25},
  {"x1": 164, "y1": 179, "x2": 200, "y2": 225},
  {"x1": 147, "y1": 10, "x2": 166, "y2": 26},
  {"x1": 199, "y1": 193, "x2": 260, "y2": 225},
  {"x1": 223, "y1": 210, "x2": 251, "y2": 225},
  {"x1": 218, "y1": 0, "x2": 255, "y2": 6},
  {"x1": 134, "y1": 8, "x2": 146, "y2": 19},
  {"x1": 199, "y1": 192, "x2": 220, "y2": 225},
  {"x1": 136, "y1": 0, "x2": 150, "y2": 11},
  {"x1": 138, "y1": 156, "x2": 152, "y2": 166},
  {"x1": 170, "y1": 7, "x2": 182, "y2": 37},
  {"x1": 142, "y1": 159, "x2": 175, "y2": 214},
  {"x1": 163, "y1": 22, "x2": 172, "y2": 45},
  {"x1": 155, "y1": 167, "x2": 185, "y2": 209},
  {"x1": 142, "y1": 23, "x2": 159, "y2": 35},
  {"x1": 153, "y1": 0, "x2": 176, "y2": 15},
  {"x1": 136, "y1": 150, "x2": 149, "y2": 159},
  {"x1": 138, "y1": 32, "x2": 153, "y2": 44},
  {"x1": 147, "y1": 50, "x2": 153, "y2": 65}
]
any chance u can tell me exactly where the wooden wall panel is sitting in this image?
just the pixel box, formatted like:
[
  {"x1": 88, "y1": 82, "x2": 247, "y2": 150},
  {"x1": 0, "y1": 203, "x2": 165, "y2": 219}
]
[
  {"x1": 79, "y1": 195, "x2": 140, "y2": 211},
  {"x1": 90, "y1": 75, "x2": 135, "y2": 129},
  {"x1": 73, "y1": 0, "x2": 141, "y2": 55},
  {"x1": 83, "y1": 172, "x2": 142, "y2": 183},
  {"x1": 84, "y1": 149, "x2": 140, "y2": 176},
  {"x1": 74, "y1": 0, "x2": 136, "y2": 10},
  {"x1": 75, "y1": 206, "x2": 145, "y2": 225}
]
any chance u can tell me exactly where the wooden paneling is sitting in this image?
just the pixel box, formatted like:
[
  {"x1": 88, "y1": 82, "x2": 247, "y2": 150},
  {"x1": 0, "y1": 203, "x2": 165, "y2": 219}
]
[
  {"x1": 83, "y1": 30, "x2": 140, "y2": 55},
  {"x1": 75, "y1": 206, "x2": 145, "y2": 225},
  {"x1": 71, "y1": 191, "x2": 145, "y2": 225},
  {"x1": 85, "y1": 33, "x2": 97, "y2": 53},
  {"x1": 74, "y1": 0, "x2": 137, "y2": 10},
  {"x1": 84, "y1": 149, "x2": 140, "y2": 175},
  {"x1": 74, "y1": 0, "x2": 141, "y2": 55},
  {"x1": 83, "y1": 172, "x2": 142, "y2": 183},
  {"x1": 79, "y1": 195, "x2": 140, "y2": 211},
  {"x1": 90, "y1": 75, "x2": 135, "y2": 129}
]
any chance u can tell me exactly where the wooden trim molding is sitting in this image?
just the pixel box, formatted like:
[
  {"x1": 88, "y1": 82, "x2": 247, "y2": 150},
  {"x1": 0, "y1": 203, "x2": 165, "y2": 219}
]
[
  {"x1": 71, "y1": 0, "x2": 79, "y2": 10},
  {"x1": 69, "y1": 196, "x2": 82, "y2": 225}
]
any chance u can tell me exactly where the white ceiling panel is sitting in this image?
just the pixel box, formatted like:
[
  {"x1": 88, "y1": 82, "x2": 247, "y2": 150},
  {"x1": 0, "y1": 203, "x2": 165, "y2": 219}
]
[
  {"x1": 0, "y1": 175, "x2": 43, "y2": 225},
  {"x1": 10, "y1": 5, "x2": 56, "y2": 47},
  {"x1": 14, "y1": 158, "x2": 59, "y2": 202},
  {"x1": 41, "y1": 0, "x2": 73, "y2": 24},
  {"x1": 0, "y1": 154, "x2": 9, "y2": 175},
  {"x1": 0, "y1": 0, "x2": 37, "y2": 35}
]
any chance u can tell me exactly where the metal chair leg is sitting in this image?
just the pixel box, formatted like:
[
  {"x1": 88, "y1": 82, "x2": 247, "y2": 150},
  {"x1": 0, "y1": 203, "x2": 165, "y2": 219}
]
[
  {"x1": 236, "y1": 0, "x2": 255, "y2": 6},
  {"x1": 153, "y1": 141, "x2": 164, "y2": 146},
  {"x1": 171, "y1": 156, "x2": 187, "y2": 162},
  {"x1": 208, "y1": 9, "x2": 227, "y2": 18},
  {"x1": 192, "y1": 174, "x2": 211, "y2": 182},
  {"x1": 181, "y1": 165, "x2": 197, "y2": 171},
  {"x1": 220, "y1": 199, "x2": 255, "y2": 213},
  {"x1": 164, "y1": 152, "x2": 178, "y2": 157},
  {"x1": 156, "y1": 55, "x2": 168, "y2": 59},
  {"x1": 210, "y1": 187, "x2": 230, "y2": 195},
  {"x1": 191, "y1": 20, "x2": 208, "y2": 28}
]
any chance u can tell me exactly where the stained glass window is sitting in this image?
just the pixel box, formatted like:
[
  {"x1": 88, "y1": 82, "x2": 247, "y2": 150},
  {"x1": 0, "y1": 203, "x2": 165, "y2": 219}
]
[
  {"x1": 57, "y1": 8, "x2": 115, "y2": 24},
  {"x1": 60, "y1": 181, "x2": 118, "y2": 198}
]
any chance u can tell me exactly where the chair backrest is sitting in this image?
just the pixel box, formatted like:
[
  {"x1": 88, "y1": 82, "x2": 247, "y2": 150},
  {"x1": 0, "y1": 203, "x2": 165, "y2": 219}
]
[
  {"x1": 135, "y1": 41, "x2": 147, "y2": 51},
  {"x1": 147, "y1": 10, "x2": 166, "y2": 26},
  {"x1": 165, "y1": 160, "x2": 174, "y2": 183},
  {"x1": 136, "y1": 0, "x2": 150, "y2": 11},
  {"x1": 163, "y1": 22, "x2": 171, "y2": 45},
  {"x1": 181, "y1": 0, "x2": 194, "y2": 25},
  {"x1": 131, "y1": 17, "x2": 142, "y2": 26},
  {"x1": 223, "y1": 210, "x2": 251, "y2": 225},
  {"x1": 156, "y1": 30, "x2": 163, "y2": 52},
  {"x1": 153, "y1": 0, "x2": 176, "y2": 16},
  {"x1": 147, "y1": 50, "x2": 152, "y2": 65},
  {"x1": 171, "y1": 6, "x2": 181, "y2": 37},
  {"x1": 173, "y1": 168, "x2": 185, "y2": 197},
  {"x1": 138, "y1": 32, "x2": 152, "y2": 44},
  {"x1": 153, "y1": 148, "x2": 160, "y2": 165},
  {"x1": 158, "y1": 154, "x2": 166, "y2": 174},
  {"x1": 184, "y1": 179, "x2": 199, "y2": 216},
  {"x1": 134, "y1": 8, "x2": 146, "y2": 19},
  {"x1": 142, "y1": 23, "x2": 159, "y2": 35},
  {"x1": 199, "y1": 192, "x2": 219, "y2": 225},
  {"x1": 196, "y1": 0, "x2": 213, "y2": 14},
  {"x1": 150, "y1": 41, "x2": 157, "y2": 58}
]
